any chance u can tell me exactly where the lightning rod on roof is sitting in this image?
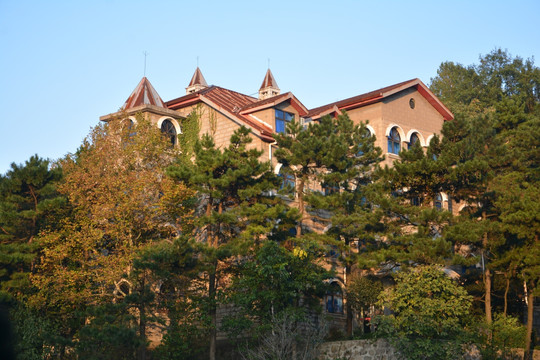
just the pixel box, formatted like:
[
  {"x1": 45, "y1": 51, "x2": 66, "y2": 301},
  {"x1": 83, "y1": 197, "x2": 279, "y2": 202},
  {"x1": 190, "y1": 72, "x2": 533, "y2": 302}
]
[
  {"x1": 267, "y1": 58, "x2": 270, "y2": 69},
  {"x1": 197, "y1": 56, "x2": 199, "y2": 67},
  {"x1": 143, "y1": 51, "x2": 148, "y2": 77}
]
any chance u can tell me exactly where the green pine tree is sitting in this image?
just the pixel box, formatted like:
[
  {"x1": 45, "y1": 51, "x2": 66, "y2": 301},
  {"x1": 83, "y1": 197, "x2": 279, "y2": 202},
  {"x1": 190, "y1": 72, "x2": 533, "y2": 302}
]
[
  {"x1": 304, "y1": 113, "x2": 385, "y2": 336},
  {"x1": 167, "y1": 126, "x2": 286, "y2": 360},
  {"x1": 0, "y1": 155, "x2": 65, "y2": 302}
]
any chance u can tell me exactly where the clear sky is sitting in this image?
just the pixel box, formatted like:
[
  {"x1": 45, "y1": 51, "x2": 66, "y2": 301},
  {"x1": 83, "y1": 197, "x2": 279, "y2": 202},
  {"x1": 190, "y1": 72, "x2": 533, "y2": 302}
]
[{"x1": 1, "y1": 0, "x2": 539, "y2": 175}]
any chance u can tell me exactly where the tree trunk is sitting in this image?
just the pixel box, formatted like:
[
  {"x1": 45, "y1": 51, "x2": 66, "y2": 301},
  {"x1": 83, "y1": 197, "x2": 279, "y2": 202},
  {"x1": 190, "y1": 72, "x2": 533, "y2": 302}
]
[
  {"x1": 137, "y1": 312, "x2": 147, "y2": 360},
  {"x1": 346, "y1": 298, "x2": 353, "y2": 338},
  {"x1": 481, "y1": 223, "x2": 492, "y2": 326},
  {"x1": 209, "y1": 269, "x2": 217, "y2": 360},
  {"x1": 137, "y1": 276, "x2": 147, "y2": 360},
  {"x1": 208, "y1": 199, "x2": 220, "y2": 360},
  {"x1": 524, "y1": 288, "x2": 534, "y2": 360},
  {"x1": 504, "y1": 272, "x2": 510, "y2": 316},
  {"x1": 296, "y1": 177, "x2": 304, "y2": 238},
  {"x1": 485, "y1": 266, "x2": 493, "y2": 325}
]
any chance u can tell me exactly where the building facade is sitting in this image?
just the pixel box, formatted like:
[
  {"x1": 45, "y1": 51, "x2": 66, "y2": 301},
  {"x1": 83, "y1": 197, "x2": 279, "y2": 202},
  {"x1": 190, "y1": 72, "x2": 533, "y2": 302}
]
[
  {"x1": 100, "y1": 69, "x2": 455, "y2": 333},
  {"x1": 101, "y1": 67, "x2": 452, "y2": 168}
]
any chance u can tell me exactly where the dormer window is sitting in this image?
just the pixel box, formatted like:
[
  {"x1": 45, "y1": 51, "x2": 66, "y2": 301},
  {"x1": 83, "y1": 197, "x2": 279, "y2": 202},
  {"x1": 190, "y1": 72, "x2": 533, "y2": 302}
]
[{"x1": 275, "y1": 109, "x2": 294, "y2": 133}]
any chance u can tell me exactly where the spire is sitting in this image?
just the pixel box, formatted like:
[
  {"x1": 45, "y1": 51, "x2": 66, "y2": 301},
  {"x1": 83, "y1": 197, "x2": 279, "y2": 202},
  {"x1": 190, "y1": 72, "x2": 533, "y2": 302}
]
[
  {"x1": 258, "y1": 69, "x2": 280, "y2": 100},
  {"x1": 122, "y1": 77, "x2": 165, "y2": 110},
  {"x1": 186, "y1": 67, "x2": 208, "y2": 94}
]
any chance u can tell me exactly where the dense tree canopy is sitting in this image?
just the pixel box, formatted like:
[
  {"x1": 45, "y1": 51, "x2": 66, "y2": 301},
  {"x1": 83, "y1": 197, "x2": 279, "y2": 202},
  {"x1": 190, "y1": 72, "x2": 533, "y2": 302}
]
[{"x1": 2, "y1": 49, "x2": 539, "y2": 360}]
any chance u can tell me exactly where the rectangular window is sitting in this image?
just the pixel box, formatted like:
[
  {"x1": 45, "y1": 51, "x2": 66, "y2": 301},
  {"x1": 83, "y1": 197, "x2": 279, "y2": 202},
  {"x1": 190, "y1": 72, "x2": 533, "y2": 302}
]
[{"x1": 275, "y1": 109, "x2": 294, "y2": 133}]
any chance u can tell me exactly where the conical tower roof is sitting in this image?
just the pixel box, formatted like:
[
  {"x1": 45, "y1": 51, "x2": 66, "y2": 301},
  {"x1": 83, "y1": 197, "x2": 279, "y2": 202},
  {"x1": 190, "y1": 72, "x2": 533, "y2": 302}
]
[
  {"x1": 122, "y1": 77, "x2": 165, "y2": 110},
  {"x1": 188, "y1": 67, "x2": 208, "y2": 87},
  {"x1": 258, "y1": 69, "x2": 280, "y2": 100},
  {"x1": 186, "y1": 67, "x2": 208, "y2": 94},
  {"x1": 259, "y1": 68, "x2": 279, "y2": 90}
]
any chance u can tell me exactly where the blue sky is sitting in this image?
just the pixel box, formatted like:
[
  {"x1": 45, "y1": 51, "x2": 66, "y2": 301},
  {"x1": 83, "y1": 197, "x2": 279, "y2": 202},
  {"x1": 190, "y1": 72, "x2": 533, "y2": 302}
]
[{"x1": 1, "y1": 0, "x2": 539, "y2": 175}]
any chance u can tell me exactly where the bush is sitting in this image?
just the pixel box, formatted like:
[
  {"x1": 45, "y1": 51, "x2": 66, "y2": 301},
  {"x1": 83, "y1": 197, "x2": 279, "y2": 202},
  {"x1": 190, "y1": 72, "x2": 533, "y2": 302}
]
[
  {"x1": 474, "y1": 314, "x2": 526, "y2": 360},
  {"x1": 375, "y1": 266, "x2": 473, "y2": 360}
]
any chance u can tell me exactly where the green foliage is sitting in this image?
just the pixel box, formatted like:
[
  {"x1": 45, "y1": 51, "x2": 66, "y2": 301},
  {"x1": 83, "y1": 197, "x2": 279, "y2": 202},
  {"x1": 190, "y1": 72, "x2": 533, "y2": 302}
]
[
  {"x1": 9, "y1": 305, "x2": 61, "y2": 360},
  {"x1": 0, "y1": 155, "x2": 65, "y2": 301},
  {"x1": 347, "y1": 275, "x2": 383, "y2": 314},
  {"x1": 379, "y1": 130, "x2": 455, "y2": 267},
  {"x1": 2, "y1": 49, "x2": 538, "y2": 357},
  {"x1": 225, "y1": 240, "x2": 329, "y2": 333},
  {"x1": 177, "y1": 105, "x2": 201, "y2": 159},
  {"x1": 74, "y1": 303, "x2": 141, "y2": 360},
  {"x1": 430, "y1": 48, "x2": 540, "y2": 117},
  {"x1": 153, "y1": 301, "x2": 208, "y2": 360},
  {"x1": 376, "y1": 266, "x2": 472, "y2": 360},
  {"x1": 429, "y1": 53, "x2": 539, "y2": 354},
  {"x1": 167, "y1": 126, "x2": 290, "y2": 358},
  {"x1": 473, "y1": 314, "x2": 527, "y2": 360}
]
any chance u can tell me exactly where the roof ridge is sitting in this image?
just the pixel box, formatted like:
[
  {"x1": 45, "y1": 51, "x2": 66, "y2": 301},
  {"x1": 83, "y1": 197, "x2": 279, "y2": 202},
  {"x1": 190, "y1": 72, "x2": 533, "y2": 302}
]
[
  {"x1": 239, "y1": 92, "x2": 291, "y2": 111},
  {"x1": 209, "y1": 85, "x2": 258, "y2": 101},
  {"x1": 307, "y1": 78, "x2": 419, "y2": 114}
]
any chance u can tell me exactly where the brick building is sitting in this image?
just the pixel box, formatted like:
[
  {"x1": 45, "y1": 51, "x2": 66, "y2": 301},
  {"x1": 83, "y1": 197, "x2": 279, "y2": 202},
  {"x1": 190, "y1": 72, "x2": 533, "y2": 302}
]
[
  {"x1": 100, "y1": 68, "x2": 455, "y2": 333},
  {"x1": 101, "y1": 67, "x2": 452, "y2": 167}
]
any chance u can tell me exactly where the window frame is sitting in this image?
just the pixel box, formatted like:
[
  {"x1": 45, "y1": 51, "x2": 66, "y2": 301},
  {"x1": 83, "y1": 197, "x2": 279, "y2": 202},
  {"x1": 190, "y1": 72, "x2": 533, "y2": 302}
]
[
  {"x1": 387, "y1": 127, "x2": 401, "y2": 155},
  {"x1": 408, "y1": 132, "x2": 420, "y2": 149},
  {"x1": 326, "y1": 282, "x2": 344, "y2": 314},
  {"x1": 278, "y1": 166, "x2": 296, "y2": 195},
  {"x1": 275, "y1": 109, "x2": 294, "y2": 134},
  {"x1": 160, "y1": 119, "x2": 177, "y2": 146}
]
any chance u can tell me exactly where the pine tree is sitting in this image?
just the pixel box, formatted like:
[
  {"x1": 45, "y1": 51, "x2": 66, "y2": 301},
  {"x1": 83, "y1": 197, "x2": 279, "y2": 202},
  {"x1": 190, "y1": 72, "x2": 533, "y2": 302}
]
[
  {"x1": 378, "y1": 132, "x2": 454, "y2": 268},
  {"x1": 304, "y1": 113, "x2": 385, "y2": 336},
  {"x1": 0, "y1": 155, "x2": 65, "y2": 302},
  {"x1": 273, "y1": 118, "x2": 328, "y2": 237},
  {"x1": 490, "y1": 103, "x2": 540, "y2": 359},
  {"x1": 430, "y1": 50, "x2": 540, "y2": 355},
  {"x1": 166, "y1": 126, "x2": 283, "y2": 360}
]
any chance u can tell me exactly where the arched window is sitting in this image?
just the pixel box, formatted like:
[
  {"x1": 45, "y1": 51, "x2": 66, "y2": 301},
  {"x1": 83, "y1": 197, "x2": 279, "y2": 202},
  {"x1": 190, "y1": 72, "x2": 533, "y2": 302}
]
[
  {"x1": 357, "y1": 128, "x2": 372, "y2": 156},
  {"x1": 408, "y1": 132, "x2": 420, "y2": 149},
  {"x1": 122, "y1": 119, "x2": 137, "y2": 142},
  {"x1": 434, "y1": 193, "x2": 443, "y2": 210},
  {"x1": 160, "y1": 119, "x2": 177, "y2": 146},
  {"x1": 278, "y1": 166, "x2": 296, "y2": 195},
  {"x1": 387, "y1": 127, "x2": 401, "y2": 154},
  {"x1": 326, "y1": 282, "x2": 343, "y2": 314}
]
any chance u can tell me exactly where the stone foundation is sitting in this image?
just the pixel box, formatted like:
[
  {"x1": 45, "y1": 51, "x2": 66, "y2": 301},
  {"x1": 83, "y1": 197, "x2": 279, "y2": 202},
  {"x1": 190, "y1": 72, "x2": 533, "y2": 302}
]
[{"x1": 318, "y1": 339, "x2": 398, "y2": 360}]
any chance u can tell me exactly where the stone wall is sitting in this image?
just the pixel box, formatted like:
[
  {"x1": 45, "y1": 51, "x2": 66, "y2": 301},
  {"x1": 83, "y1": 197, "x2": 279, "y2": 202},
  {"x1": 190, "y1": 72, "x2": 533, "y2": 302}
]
[{"x1": 318, "y1": 339, "x2": 398, "y2": 360}]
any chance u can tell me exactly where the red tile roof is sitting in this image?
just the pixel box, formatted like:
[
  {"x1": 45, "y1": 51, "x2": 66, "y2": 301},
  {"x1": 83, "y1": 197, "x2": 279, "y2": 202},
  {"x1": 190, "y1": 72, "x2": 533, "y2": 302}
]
[
  {"x1": 165, "y1": 86, "x2": 275, "y2": 141},
  {"x1": 239, "y1": 92, "x2": 309, "y2": 116},
  {"x1": 122, "y1": 77, "x2": 165, "y2": 110},
  {"x1": 163, "y1": 78, "x2": 452, "y2": 144}
]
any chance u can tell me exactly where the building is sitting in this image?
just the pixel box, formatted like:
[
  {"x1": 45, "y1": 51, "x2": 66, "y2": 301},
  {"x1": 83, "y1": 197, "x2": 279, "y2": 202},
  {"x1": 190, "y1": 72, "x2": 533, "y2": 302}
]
[
  {"x1": 101, "y1": 67, "x2": 452, "y2": 165},
  {"x1": 100, "y1": 68, "x2": 455, "y2": 333},
  {"x1": 100, "y1": 67, "x2": 455, "y2": 212}
]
